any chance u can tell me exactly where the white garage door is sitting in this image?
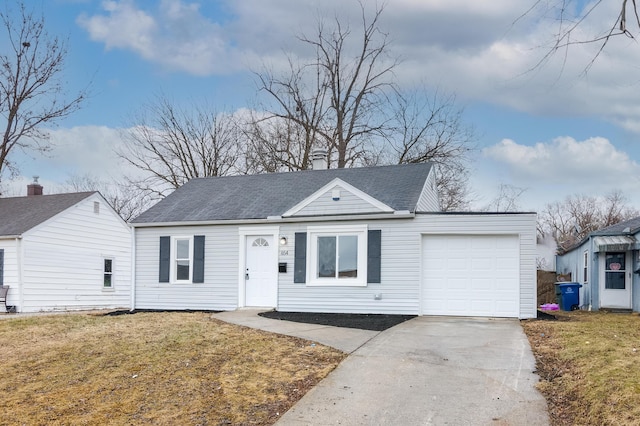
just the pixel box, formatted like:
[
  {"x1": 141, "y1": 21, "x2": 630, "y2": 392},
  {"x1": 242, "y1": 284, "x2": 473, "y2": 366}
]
[{"x1": 421, "y1": 235, "x2": 520, "y2": 317}]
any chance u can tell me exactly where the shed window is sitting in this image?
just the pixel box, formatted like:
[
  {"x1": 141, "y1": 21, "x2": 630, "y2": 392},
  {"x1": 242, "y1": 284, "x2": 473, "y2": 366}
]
[{"x1": 583, "y1": 251, "x2": 588, "y2": 283}]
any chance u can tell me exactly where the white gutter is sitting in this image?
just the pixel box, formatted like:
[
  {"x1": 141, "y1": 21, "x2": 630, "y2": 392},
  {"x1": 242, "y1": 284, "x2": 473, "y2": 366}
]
[
  {"x1": 16, "y1": 237, "x2": 23, "y2": 313},
  {"x1": 130, "y1": 211, "x2": 416, "y2": 228},
  {"x1": 130, "y1": 225, "x2": 136, "y2": 311}
]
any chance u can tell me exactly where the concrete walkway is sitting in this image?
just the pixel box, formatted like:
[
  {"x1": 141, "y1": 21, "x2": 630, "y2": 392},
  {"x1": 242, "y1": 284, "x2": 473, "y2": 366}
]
[
  {"x1": 213, "y1": 309, "x2": 380, "y2": 353},
  {"x1": 215, "y1": 311, "x2": 550, "y2": 426}
]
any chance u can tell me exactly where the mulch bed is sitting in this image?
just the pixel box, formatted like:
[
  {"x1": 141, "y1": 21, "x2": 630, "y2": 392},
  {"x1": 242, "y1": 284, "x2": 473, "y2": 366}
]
[{"x1": 258, "y1": 311, "x2": 416, "y2": 331}]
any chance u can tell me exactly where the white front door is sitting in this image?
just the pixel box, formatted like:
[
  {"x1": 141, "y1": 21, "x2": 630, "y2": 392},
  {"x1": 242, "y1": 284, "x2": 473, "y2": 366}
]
[
  {"x1": 245, "y1": 236, "x2": 277, "y2": 307},
  {"x1": 600, "y1": 252, "x2": 632, "y2": 309}
]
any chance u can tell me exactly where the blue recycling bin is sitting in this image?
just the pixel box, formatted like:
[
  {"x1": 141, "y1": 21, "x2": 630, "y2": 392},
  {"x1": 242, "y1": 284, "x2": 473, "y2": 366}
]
[{"x1": 558, "y1": 283, "x2": 582, "y2": 311}]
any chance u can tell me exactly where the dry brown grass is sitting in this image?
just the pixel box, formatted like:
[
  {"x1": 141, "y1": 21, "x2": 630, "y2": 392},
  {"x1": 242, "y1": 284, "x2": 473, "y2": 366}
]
[
  {"x1": 0, "y1": 311, "x2": 346, "y2": 425},
  {"x1": 523, "y1": 311, "x2": 640, "y2": 426}
]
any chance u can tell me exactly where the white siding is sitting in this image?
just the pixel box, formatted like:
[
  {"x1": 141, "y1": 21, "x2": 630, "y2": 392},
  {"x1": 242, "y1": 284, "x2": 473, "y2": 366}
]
[
  {"x1": 416, "y1": 167, "x2": 440, "y2": 212},
  {"x1": 278, "y1": 213, "x2": 537, "y2": 318},
  {"x1": 0, "y1": 240, "x2": 19, "y2": 309},
  {"x1": 295, "y1": 185, "x2": 387, "y2": 216},
  {"x1": 133, "y1": 213, "x2": 537, "y2": 319},
  {"x1": 134, "y1": 225, "x2": 239, "y2": 310},
  {"x1": 19, "y1": 194, "x2": 131, "y2": 313}
]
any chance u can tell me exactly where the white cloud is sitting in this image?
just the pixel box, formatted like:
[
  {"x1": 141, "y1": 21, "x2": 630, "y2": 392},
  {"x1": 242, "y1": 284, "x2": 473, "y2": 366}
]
[
  {"x1": 478, "y1": 137, "x2": 640, "y2": 211},
  {"x1": 77, "y1": 0, "x2": 244, "y2": 75},
  {"x1": 74, "y1": 1, "x2": 640, "y2": 136},
  {"x1": 10, "y1": 125, "x2": 136, "y2": 186}
]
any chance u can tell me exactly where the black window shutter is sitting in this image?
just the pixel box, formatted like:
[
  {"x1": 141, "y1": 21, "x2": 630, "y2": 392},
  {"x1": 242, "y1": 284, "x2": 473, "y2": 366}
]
[
  {"x1": 159, "y1": 236, "x2": 170, "y2": 283},
  {"x1": 367, "y1": 230, "x2": 381, "y2": 283},
  {"x1": 0, "y1": 249, "x2": 4, "y2": 286},
  {"x1": 294, "y1": 232, "x2": 307, "y2": 283},
  {"x1": 193, "y1": 235, "x2": 205, "y2": 283}
]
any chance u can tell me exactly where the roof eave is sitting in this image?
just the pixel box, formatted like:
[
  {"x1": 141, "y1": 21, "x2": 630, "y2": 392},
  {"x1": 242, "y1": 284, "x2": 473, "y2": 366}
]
[{"x1": 131, "y1": 211, "x2": 415, "y2": 228}]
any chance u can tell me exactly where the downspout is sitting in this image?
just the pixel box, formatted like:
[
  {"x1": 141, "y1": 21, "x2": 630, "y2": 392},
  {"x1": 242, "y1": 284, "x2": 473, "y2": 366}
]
[
  {"x1": 130, "y1": 225, "x2": 136, "y2": 311},
  {"x1": 16, "y1": 237, "x2": 23, "y2": 313}
]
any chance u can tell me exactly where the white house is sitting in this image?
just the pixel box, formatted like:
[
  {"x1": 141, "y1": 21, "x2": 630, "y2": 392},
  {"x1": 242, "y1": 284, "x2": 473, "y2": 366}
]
[
  {"x1": 130, "y1": 161, "x2": 538, "y2": 319},
  {"x1": 0, "y1": 181, "x2": 132, "y2": 313}
]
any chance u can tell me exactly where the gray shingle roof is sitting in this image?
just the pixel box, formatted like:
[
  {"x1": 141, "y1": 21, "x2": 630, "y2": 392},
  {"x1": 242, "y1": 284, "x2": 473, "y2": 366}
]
[
  {"x1": 132, "y1": 163, "x2": 433, "y2": 224},
  {"x1": 593, "y1": 215, "x2": 640, "y2": 235},
  {"x1": 0, "y1": 192, "x2": 95, "y2": 236}
]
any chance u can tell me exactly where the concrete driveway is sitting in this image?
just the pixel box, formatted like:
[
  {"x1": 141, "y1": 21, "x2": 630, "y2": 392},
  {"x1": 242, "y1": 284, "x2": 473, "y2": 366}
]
[{"x1": 214, "y1": 312, "x2": 550, "y2": 425}]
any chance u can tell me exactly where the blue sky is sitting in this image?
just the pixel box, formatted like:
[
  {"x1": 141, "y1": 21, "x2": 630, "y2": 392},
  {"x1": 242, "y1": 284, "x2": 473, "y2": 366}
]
[{"x1": 6, "y1": 0, "x2": 640, "y2": 212}]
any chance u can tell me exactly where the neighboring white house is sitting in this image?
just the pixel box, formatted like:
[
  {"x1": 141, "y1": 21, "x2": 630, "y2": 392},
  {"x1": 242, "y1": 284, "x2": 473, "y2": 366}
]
[
  {"x1": 131, "y1": 161, "x2": 538, "y2": 319},
  {"x1": 0, "y1": 181, "x2": 131, "y2": 313}
]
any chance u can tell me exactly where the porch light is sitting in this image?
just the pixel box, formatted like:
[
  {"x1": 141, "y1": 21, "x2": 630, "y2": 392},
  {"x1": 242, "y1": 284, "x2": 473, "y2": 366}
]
[{"x1": 280, "y1": 236, "x2": 288, "y2": 246}]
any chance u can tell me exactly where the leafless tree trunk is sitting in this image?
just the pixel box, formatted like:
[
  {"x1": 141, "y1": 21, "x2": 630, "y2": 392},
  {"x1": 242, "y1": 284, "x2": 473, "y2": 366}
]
[
  {"x1": 253, "y1": 2, "x2": 476, "y2": 209},
  {"x1": 254, "y1": 2, "x2": 396, "y2": 169},
  {"x1": 0, "y1": 2, "x2": 86, "y2": 185},
  {"x1": 118, "y1": 94, "x2": 242, "y2": 198},
  {"x1": 385, "y1": 89, "x2": 476, "y2": 210}
]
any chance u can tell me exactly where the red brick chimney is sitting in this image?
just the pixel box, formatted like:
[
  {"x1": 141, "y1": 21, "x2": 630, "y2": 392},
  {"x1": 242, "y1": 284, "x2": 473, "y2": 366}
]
[{"x1": 27, "y1": 176, "x2": 43, "y2": 196}]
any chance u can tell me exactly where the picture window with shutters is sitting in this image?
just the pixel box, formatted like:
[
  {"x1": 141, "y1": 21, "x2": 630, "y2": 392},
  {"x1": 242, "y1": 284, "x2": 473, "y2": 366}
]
[{"x1": 306, "y1": 225, "x2": 369, "y2": 286}]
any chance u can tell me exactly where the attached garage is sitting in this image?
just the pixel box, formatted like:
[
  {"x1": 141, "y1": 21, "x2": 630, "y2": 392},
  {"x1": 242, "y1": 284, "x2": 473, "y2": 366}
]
[{"x1": 421, "y1": 234, "x2": 521, "y2": 318}]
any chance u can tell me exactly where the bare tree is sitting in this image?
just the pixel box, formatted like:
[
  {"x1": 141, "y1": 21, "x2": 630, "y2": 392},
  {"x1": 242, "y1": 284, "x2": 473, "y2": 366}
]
[
  {"x1": 254, "y1": 2, "x2": 476, "y2": 209},
  {"x1": 385, "y1": 89, "x2": 476, "y2": 211},
  {"x1": 482, "y1": 183, "x2": 528, "y2": 212},
  {"x1": 64, "y1": 174, "x2": 153, "y2": 222},
  {"x1": 118, "y1": 94, "x2": 242, "y2": 198},
  {"x1": 0, "y1": 2, "x2": 86, "y2": 184},
  {"x1": 521, "y1": 1, "x2": 640, "y2": 71},
  {"x1": 538, "y1": 190, "x2": 640, "y2": 251},
  {"x1": 255, "y1": 3, "x2": 396, "y2": 169}
]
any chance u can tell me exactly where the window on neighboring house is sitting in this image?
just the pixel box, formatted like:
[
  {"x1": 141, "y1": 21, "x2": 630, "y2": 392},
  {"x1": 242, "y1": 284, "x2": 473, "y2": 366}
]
[
  {"x1": 104, "y1": 258, "x2": 113, "y2": 288},
  {"x1": 94, "y1": 201, "x2": 100, "y2": 214},
  {"x1": 583, "y1": 251, "x2": 588, "y2": 283},
  {"x1": 307, "y1": 225, "x2": 367, "y2": 286},
  {"x1": 159, "y1": 235, "x2": 205, "y2": 284}
]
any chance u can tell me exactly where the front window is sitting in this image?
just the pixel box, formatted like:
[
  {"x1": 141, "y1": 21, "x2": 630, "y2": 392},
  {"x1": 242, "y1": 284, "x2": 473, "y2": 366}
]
[
  {"x1": 174, "y1": 237, "x2": 193, "y2": 282},
  {"x1": 104, "y1": 258, "x2": 113, "y2": 288},
  {"x1": 308, "y1": 225, "x2": 367, "y2": 286}
]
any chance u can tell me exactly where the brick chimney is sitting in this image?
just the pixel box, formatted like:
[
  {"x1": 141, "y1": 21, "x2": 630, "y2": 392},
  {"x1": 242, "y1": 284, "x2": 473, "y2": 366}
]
[{"x1": 27, "y1": 176, "x2": 43, "y2": 196}]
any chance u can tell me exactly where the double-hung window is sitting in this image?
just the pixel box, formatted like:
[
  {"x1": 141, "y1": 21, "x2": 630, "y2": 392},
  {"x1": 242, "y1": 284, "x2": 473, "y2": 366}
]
[
  {"x1": 174, "y1": 237, "x2": 193, "y2": 282},
  {"x1": 159, "y1": 235, "x2": 205, "y2": 284},
  {"x1": 103, "y1": 258, "x2": 113, "y2": 288},
  {"x1": 308, "y1": 225, "x2": 367, "y2": 286}
]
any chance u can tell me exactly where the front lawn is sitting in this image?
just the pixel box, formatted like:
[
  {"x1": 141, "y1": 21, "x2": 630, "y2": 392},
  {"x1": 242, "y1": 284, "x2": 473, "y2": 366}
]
[
  {"x1": 0, "y1": 311, "x2": 345, "y2": 425},
  {"x1": 522, "y1": 311, "x2": 640, "y2": 425}
]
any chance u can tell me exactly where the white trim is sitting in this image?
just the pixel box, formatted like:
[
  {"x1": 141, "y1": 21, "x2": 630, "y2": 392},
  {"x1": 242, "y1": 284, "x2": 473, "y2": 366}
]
[
  {"x1": 130, "y1": 226, "x2": 136, "y2": 310},
  {"x1": 102, "y1": 256, "x2": 115, "y2": 290},
  {"x1": 171, "y1": 236, "x2": 194, "y2": 284},
  {"x1": 282, "y1": 178, "x2": 395, "y2": 217},
  {"x1": 306, "y1": 224, "x2": 368, "y2": 287},
  {"x1": 238, "y1": 226, "x2": 279, "y2": 308}
]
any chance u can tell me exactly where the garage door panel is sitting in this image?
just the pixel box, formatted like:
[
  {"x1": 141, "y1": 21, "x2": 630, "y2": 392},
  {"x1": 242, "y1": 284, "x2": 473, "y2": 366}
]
[
  {"x1": 471, "y1": 278, "x2": 492, "y2": 290},
  {"x1": 422, "y1": 235, "x2": 520, "y2": 318}
]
